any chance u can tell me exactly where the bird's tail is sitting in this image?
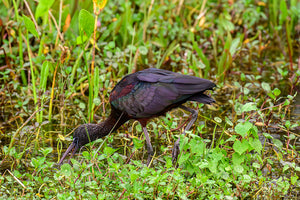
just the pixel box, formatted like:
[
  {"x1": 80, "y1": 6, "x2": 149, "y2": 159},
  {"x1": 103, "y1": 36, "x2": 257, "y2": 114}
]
[{"x1": 189, "y1": 93, "x2": 215, "y2": 104}]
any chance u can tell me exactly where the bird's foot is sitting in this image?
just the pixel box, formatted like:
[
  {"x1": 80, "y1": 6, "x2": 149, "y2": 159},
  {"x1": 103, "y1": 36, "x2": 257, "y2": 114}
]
[
  {"x1": 172, "y1": 141, "x2": 180, "y2": 163},
  {"x1": 146, "y1": 156, "x2": 152, "y2": 167}
]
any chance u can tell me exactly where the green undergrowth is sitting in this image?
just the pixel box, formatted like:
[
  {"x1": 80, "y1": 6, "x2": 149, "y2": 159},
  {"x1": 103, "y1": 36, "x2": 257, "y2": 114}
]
[
  {"x1": 2, "y1": 127, "x2": 298, "y2": 199},
  {"x1": 1, "y1": 0, "x2": 300, "y2": 199},
  {"x1": 1, "y1": 111, "x2": 299, "y2": 199}
]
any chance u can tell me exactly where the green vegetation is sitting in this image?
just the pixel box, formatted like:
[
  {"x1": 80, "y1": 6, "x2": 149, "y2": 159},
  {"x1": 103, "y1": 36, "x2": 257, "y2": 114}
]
[{"x1": 1, "y1": 0, "x2": 299, "y2": 199}]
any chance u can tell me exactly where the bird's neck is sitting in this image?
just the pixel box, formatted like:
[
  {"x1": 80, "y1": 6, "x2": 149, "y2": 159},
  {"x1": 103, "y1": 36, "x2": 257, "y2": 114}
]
[{"x1": 89, "y1": 111, "x2": 128, "y2": 142}]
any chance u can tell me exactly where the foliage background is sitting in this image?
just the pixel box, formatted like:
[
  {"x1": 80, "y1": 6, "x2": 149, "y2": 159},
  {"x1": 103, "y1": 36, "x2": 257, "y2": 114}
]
[{"x1": 0, "y1": 0, "x2": 299, "y2": 199}]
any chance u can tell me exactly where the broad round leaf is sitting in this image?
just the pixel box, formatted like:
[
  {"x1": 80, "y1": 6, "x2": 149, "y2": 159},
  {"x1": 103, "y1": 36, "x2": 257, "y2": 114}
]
[
  {"x1": 139, "y1": 46, "x2": 148, "y2": 55},
  {"x1": 234, "y1": 121, "x2": 253, "y2": 137}
]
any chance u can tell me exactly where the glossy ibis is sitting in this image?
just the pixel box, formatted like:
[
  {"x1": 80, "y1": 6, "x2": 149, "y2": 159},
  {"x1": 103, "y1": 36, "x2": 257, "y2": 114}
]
[{"x1": 58, "y1": 68, "x2": 216, "y2": 166}]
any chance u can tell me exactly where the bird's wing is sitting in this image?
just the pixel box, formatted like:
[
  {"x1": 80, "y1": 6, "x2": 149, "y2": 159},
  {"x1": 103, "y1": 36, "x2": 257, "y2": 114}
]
[
  {"x1": 110, "y1": 69, "x2": 215, "y2": 118},
  {"x1": 137, "y1": 68, "x2": 216, "y2": 93},
  {"x1": 111, "y1": 81, "x2": 184, "y2": 118}
]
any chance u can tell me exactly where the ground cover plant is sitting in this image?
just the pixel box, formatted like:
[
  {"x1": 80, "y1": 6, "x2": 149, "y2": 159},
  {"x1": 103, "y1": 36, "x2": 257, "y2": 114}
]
[{"x1": 0, "y1": 0, "x2": 299, "y2": 199}]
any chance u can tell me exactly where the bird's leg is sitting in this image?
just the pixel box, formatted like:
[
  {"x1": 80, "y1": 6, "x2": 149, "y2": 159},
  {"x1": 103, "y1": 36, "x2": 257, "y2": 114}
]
[
  {"x1": 172, "y1": 105, "x2": 198, "y2": 163},
  {"x1": 142, "y1": 126, "x2": 154, "y2": 166}
]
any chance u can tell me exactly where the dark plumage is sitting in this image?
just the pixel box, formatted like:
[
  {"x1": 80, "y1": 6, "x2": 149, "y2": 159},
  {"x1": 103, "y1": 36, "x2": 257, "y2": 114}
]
[{"x1": 58, "y1": 68, "x2": 216, "y2": 166}]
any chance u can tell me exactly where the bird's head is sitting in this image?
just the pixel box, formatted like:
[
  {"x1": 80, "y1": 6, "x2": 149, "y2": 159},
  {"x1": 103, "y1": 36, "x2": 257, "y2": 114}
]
[{"x1": 58, "y1": 124, "x2": 94, "y2": 165}]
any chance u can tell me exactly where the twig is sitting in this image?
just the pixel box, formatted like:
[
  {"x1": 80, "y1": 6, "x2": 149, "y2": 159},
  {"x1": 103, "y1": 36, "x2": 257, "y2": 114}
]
[
  {"x1": 23, "y1": 0, "x2": 40, "y2": 34},
  {"x1": 49, "y1": 10, "x2": 64, "y2": 41},
  {"x1": 118, "y1": 189, "x2": 127, "y2": 200},
  {"x1": 8, "y1": 108, "x2": 43, "y2": 151},
  {"x1": 4, "y1": 169, "x2": 26, "y2": 189}
]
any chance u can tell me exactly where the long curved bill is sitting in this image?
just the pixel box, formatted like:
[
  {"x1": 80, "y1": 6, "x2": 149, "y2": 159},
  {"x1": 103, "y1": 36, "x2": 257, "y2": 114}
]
[{"x1": 58, "y1": 142, "x2": 79, "y2": 165}]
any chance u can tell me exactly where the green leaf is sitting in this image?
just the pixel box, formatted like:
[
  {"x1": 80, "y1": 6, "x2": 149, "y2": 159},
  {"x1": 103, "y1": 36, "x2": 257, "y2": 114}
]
[
  {"x1": 263, "y1": 132, "x2": 273, "y2": 139},
  {"x1": 40, "y1": 147, "x2": 53, "y2": 157},
  {"x1": 273, "y1": 139, "x2": 283, "y2": 149},
  {"x1": 94, "y1": 0, "x2": 108, "y2": 10},
  {"x1": 249, "y1": 138, "x2": 262, "y2": 153},
  {"x1": 285, "y1": 120, "x2": 291, "y2": 129},
  {"x1": 193, "y1": 43, "x2": 209, "y2": 67},
  {"x1": 103, "y1": 146, "x2": 117, "y2": 156},
  {"x1": 66, "y1": 66, "x2": 72, "y2": 74},
  {"x1": 233, "y1": 140, "x2": 249, "y2": 155},
  {"x1": 108, "y1": 41, "x2": 115, "y2": 49},
  {"x1": 261, "y1": 82, "x2": 271, "y2": 92},
  {"x1": 130, "y1": 171, "x2": 139, "y2": 183},
  {"x1": 283, "y1": 165, "x2": 289, "y2": 172},
  {"x1": 40, "y1": 61, "x2": 51, "y2": 90},
  {"x1": 209, "y1": 150, "x2": 224, "y2": 162},
  {"x1": 3, "y1": 146, "x2": 8, "y2": 155},
  {"x1": 243, "y1": 174, "x2": 251, "y2": 183},
  {"x1": 79, "y1": 9, "x2": 94, "y2": 38},
  {"x1": 31, "y1": 157, "x2": 45, "y2": 168},
  {"x1": 233, "y1": 164, "x2": 244, "y2": 173},
  {"x1": 224, "y1": 32, "x2": 232, "y2": 50},
  {"x1": 225, "y1": 135, "x2": 236, "y2": 143},
  {"x1": 249, "y1": 125, "x2": 259, "y2": 138},
  {"x1": 273, "y1": 88, "x2": 281, "y2": 96},
  {"x1": 225, "y1": 116, "x2": 233, "y2": 126},
  {"x1": 79, "y1": 102, "x2": 86, "y2": 109},
  {"x1": 82, "y1": 151, "x2": 91, "y2": 160},
  {"x1": 31, "y1": 158, "x2": 39, "y2": 168},
  {"x1": 23, "y1": 15, "x2": 39, "y2": 38},
  {"x1": 252, "y1": 162, "x2": 260, "y2": 168},
  {"x1": 235, "y1": 121, "x2": 253, "y2": 138},
  {"x1": 214, "y1": 117, "x2": 222, "y2": 123},
  {"x1": 60, "y1": 163, "x2": 73, "y2": 177},
  {"x1": 179, "y1": 134, "x2": 189, "y2": 151},
  {"x1": 240, "y1": 72, "x2": 246, "y2": 81},
  {"x1": 280, "y1": 0, "x2": 288, "y2": 24},
  {"x1": 128, "y1": 44, "x2": 137, "y2": 52},
  {"x1": 132, "y1": 138, "x2": 143, "y2": 150},
  {"x1": 241, "y1": 102, "x2": 257, "y2": 112},
  {"x1": 232, "y1": 152, "x2": 245, "y2": 165},
  {"x1": 93, "y1": 97, "x2": 101, "y2": 106},
  {"x1": 35, "y1": 0, "x2": 55, "y2": 20},
  {"x1": 165, "y1": 156, "x2": 172, "y2": 168},
  {"x1": 139, "y1": 46, "x2": 148, "y2": 55},
  {"x1": 219, "y1": 16, "x2": 234, "y2": 32},
  {"x1": 178, "y1": 152, "x2": 190, "y2": 165},
  {"x1": 208, "y1": 160, "x2": 218, "y2": 174},
  {"x1": 189, "y1": 139, "x2": 205, "y2": 155},
  {"x1": 229, "y1": 37, "x2": 241, "y2": 56},
  {"x1": 268, "y1": 92, "x2": 276, "y2": 100},
  {"x1": 287, "y1": 134, "x2": 295, "y2": 140},
  {"x1": 291, "y1": 175, "x2": 298, "y2": 185},
  {"x1": 76, "y1": 35, "x2": 88, "y2": 44}
]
